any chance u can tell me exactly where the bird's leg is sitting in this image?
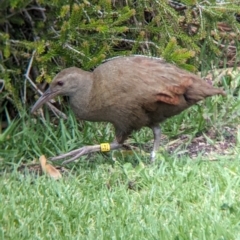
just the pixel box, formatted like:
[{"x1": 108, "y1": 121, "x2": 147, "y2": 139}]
[
  {"x1": 50, "y1": 141, "x2": 123, "y2": 164},
  {"x1": 150, "y1": 125, "x2": 161, "y2": 162}
]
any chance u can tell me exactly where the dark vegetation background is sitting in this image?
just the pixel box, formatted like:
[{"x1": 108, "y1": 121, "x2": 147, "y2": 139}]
[
  {"x1": 0, "y1": 0, "x2": 240, "y2": 138},
  {"x1": 1, "y1": 2, "x2": 240, "y2": 239}
]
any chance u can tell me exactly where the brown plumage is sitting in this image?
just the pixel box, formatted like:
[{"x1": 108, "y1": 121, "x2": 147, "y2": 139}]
[{"x1": 31, "y1": 55, "x2": 225, "y2": 163}]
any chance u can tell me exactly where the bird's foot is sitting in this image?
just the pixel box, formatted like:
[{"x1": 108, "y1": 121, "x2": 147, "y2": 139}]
[
  {"x1": 50, "y1": 142, "x2": 122, "y2": 164},
  {"x1": 150, "y1": 151, "x2": 156, "y2": 163},
  {"x1": 50, "y1": 145, "x2": 101, "y2": 164},
  {"x1": 150, "y1": 150, "x2": 164, "y2": 163}
]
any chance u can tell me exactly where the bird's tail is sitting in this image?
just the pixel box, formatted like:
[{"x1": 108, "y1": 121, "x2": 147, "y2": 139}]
[{"x1": 184, "y1": 78, "x2": 225, "y2": 104}]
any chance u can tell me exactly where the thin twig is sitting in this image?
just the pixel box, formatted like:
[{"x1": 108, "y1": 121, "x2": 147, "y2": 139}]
[
  {"x1": 45, "y1": 102, "x2": 68, "y2": 120},
  {"x1": 34, "y1": 2, "x2": 46, "y2": 22},
  {"x1": 111, "y1": 38, "x2": 160, "y2": 49},
  {"x1": 23, "y1": 9, "x2": 34, "y2": 27},
  {"x1": 26, "y1": 7, "x2": 46, "y2": 12},
  {"x1": 0, "y1": 79, "x2": 4, "y2": 92},
  {"x1": 168, "y1": 0, "x2": 187, "y2": 11},
  {"x1": 25, "y1": 51, "x2": 67, "y2": 119},
  {"x1": 64, "y1": 43, "x2": 89, "y2": 59},
  {"x1": 50, "y1": 26, "x2": 60, "y2": 37},
  {"x1": 24, "y1": 50, "x2": 36, "y2": 103},
  {"x1": 212, "y1": 40, "x2": 236, "y2": 50},
  {"x1": 83, "y1": 10, "x2": 91, "y2": 23},
  {"x1": 9, "y1": 39, "x2": 19, "y2": 43}
]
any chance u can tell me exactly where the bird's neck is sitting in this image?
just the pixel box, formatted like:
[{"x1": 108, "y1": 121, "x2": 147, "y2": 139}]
[{"x1": 69, "y1": 78, "x2": 93, "y2": 119}]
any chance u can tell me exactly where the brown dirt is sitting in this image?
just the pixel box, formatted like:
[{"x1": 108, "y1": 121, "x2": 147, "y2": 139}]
[{"x1": 166, "y1": 126, "x2": 237, "y2": 159}]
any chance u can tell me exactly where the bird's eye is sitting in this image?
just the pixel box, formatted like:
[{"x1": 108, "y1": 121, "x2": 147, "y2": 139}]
[{"x1": 57, "y1": 81, "x2": 64, "y2": 86}]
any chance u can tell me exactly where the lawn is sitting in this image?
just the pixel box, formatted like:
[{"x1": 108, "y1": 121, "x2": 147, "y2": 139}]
[
  {"x1": 1, "y1": 155, "x2": 240, "y2": 239},
  {"x1": 1, "y1": 72, "x2": 240, "y2": 240}
]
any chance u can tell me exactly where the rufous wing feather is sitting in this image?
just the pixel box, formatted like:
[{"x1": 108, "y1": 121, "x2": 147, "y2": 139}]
[{"x1": 155, "y1": 78, "x2": 193, "y2": 105}]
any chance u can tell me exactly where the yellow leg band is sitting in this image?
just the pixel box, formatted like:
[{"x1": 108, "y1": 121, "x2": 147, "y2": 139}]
[{"x1": 100, "y1": 143, "x2": 111, "y2": 152}]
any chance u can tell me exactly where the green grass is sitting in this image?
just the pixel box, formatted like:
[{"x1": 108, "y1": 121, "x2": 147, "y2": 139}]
[
  {"x1": 1, "y1": 158, "x2": 240, "y2": 239},
  {"x1": 1, "y1": 70, "x2": 240, "y2": 239}
]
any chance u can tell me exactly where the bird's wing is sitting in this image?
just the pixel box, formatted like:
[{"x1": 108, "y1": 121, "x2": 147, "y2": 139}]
[
  {"x1": 155, "y1": 77, "x2": 193, "y2": 105},
  {"x1": 94, "y1": 56, "x2": 204, "y2": 107},
  {"x1": 113, "y1": 56, "x2": 196, "y2": 105}
]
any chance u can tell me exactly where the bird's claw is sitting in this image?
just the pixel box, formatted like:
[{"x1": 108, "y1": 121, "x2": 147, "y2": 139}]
[{"x1": 50, "y1": 145, "x2": 100, "y2": 164}]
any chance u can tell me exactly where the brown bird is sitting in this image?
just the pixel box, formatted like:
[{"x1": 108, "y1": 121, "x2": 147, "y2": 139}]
[{"x1": 31, "y1": 55, "x2": 225, "y2": 163}]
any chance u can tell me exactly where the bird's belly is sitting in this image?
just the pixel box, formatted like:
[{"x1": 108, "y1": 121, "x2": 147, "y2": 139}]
[
  {"x1": 73, "y1": 104, "x2": 150, "y2": 132},
  {"x1": 149, "y1": 101, "x2": 190, "y2": 123}
]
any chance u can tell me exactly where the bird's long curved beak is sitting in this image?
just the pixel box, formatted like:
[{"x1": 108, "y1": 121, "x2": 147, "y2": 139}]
[{"x1": 31, "y1": 88, "x2": 58, "y2": 113}]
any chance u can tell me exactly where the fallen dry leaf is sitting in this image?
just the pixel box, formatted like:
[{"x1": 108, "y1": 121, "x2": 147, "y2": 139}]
[{"x1": 39, "y1": 155, "x2": 62, "y2": 180}]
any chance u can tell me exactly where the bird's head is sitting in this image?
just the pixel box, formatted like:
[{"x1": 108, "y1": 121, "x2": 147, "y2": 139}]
[{"x1": 31, "y1": 67, "x2": 90, "y2": 113}]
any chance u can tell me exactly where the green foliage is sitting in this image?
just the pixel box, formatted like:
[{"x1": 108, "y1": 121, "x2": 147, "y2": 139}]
[
  {"x1": 162, "y1": 37, "x2": 196, "y2": 71},
  {"x1": 0, "y1": 0, "x2": 240, "y2": 118}
]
